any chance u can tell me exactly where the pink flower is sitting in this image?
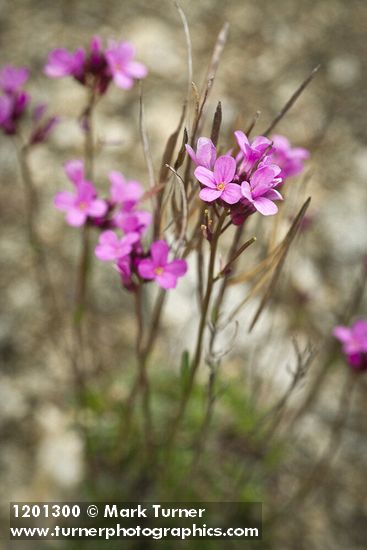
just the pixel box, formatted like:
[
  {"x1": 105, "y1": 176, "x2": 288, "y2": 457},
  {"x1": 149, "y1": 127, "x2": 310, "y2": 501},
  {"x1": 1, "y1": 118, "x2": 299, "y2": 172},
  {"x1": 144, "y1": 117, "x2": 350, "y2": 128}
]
[
  {"x1": 54, "y1": 180, "x2": 107, "y2": 227},
  {"x1": 195, "y1": 155, "x2": 242, "y2": 204},
  {"x1": 105, "y1": 40, "x2": 147, "y2": 89},
  {"x1": 114, "y1": 210, "x2": 152, "y2": 235},
  {"x1": 108, "y1": 171, "x2": 144, "y2": 210},
  {"x1": 138, "y1": 240, "x2": 187, "y2": 289},
  {"x1": 235, "y1": 131, "x2": 273, "y2": 173},
  {"x1": 270, "y1": 135, "x2": 309, "y2": 181},
  {"x1": 95, "y1": 230, "x2": 139, "y2": 261},
  {"x1": 333, "y1": 320, "x2": 367, "y2": 372},
  {"x1": 185, "y1": 137, "x2": 217, "y2": 169},
  {"x1": 0, "y1": 65, "x2": 29, "y2": 93},
  {"x1": 44, "y1": 48, "x2": 86, "y2": 79},
  {"x1": 240, "y1": 165, "x2": 283, "y2": 216}
]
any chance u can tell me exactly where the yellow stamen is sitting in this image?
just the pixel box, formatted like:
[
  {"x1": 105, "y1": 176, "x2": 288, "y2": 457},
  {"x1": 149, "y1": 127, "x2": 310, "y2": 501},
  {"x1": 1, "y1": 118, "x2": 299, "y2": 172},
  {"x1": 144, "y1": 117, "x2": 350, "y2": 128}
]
[
  {"x1": 217, "y1": 182, "x2": 225, "y2": 191},
  {"x1": 154, "y1": 267, "x2": 164, "y2": 275}
]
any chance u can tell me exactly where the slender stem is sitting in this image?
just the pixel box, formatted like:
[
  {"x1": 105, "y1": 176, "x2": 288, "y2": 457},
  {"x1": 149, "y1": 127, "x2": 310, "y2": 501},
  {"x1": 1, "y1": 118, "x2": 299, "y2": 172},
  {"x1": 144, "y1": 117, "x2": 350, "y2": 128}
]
[
  {"x1": 165, "y1": 210, "x2": 227, "y2": 449},
  {"x1": 134, "y1": 286, "x2": 154, "y2": 453},
  {"x1": 72, "y1": 92, "x2": 96, "y2": 391},
  {"x1": 113, "y1": 289, "x2": 166, "y2": 460},
  {"x1": 187, "y1": 225, "x2": 245, "y2": 472}
]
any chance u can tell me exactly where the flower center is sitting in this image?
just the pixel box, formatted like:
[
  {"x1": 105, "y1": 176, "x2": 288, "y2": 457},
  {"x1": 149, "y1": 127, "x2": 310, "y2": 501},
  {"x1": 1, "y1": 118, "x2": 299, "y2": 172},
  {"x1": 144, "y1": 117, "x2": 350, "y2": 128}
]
[
  {"x1": 79, "y1": 202, "x2": 87, "y2": 210},
  {"x1": 154, "y1": 266, "x2": 164, "y2": 275},
  {"x1": 217, "y1": 182, "x2": 225, "y2": 191}
]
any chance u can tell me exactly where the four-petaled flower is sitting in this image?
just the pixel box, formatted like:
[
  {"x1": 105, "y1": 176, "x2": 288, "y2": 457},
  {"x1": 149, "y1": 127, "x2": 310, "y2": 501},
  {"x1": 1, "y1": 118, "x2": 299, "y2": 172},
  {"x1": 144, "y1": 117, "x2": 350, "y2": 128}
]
[
  {"x1": 194, "y1": 155, "x2": 242, "y2": 204},
  {"x1": 240, "y1": 165, "x2": 283, "y2": 216},
  {"x1": 54, "y1": 180, "x2": 107, "y2": 227},
  {"x1": 138, "y1": 240, "x2": 187, "y2": 289},
  {"x1": 95, "y1": 230, "x2": 139, "y2": 261},
  {"x1": 109, "y1": 170, "x2": 144, "y2": 210},
  {"x1": 105, "y1": 41, "x2": 147, "y2": 89},
  {"x1": 333, "y1": 320, "x2": 367, "y2": 372}
]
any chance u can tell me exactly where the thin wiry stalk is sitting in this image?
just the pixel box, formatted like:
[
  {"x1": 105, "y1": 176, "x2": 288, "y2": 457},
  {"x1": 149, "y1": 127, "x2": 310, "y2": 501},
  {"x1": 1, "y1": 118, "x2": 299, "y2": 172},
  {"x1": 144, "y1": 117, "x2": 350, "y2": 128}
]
[
  {"x1": 165, "y1": 209, "x2": 228, "y2": 450},
  {"x1": 263, "y1": 65, "x2": 320, "y2": 136}
]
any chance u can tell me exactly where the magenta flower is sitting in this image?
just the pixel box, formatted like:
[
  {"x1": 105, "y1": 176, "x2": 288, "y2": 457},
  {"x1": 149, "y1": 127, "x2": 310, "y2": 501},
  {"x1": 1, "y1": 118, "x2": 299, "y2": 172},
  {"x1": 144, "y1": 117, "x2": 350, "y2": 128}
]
[
  {"x1": 138, "y1": 240, "x2": 187, "y2": 289},
  {"x1": 195, "y1": 155, "x2": 242, "y2": 204},
  {"x1": 95, "y1": 230, "x2": 139, "y2": 261},
  {"x1": 44, "y1": 48, "x2": 86, "y2": 79},
  {"x1": 235, "y1": 131, "x2": 272, "y2": 173},
  {"x1": 114, "y1": 210, "x2": 152, "y2": 235},
  {"x1": 185, "y1": 137, "x2": 217, "y2": 170},
  {"x1": 54, "y1": 180, "x2": 107, "y2": 227},
  {"x1": 105, "y1": 41, "x2": 147, "y2": 89},
  {"x1": 270, "y1": 135, "x2": 309, "y2": 181},
  {"x1": 240, "y1": 165, "x2": 283, "y2": 216},
  {"x1": 0, "y1": 65, "x2": 29, "y2": 93},
  {"x1": 109, "y1": 171, "x2": 144, "y2": 210},
  {"x1": 333, "y1": 320, "x2": 367, "y2": 372}
]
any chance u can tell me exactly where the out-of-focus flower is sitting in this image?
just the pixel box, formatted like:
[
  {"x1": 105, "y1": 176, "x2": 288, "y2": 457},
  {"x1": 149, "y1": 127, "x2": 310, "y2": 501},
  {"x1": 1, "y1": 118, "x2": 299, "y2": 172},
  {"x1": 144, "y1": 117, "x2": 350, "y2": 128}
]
[
  {"x1": 195, "y1": 155, "x2": 242, "y2": 204},
  {"x1": 235, "y1": 131, "x2": 273, "y2": 174},
  {"x1": 105, "y1": 40, "x2": 147, "y2": 89},
  {"x1": 45, "y1": 37, "x2": 146, "y2": 95},
  {"x1": 138, "y1": 240, "x2": 187, "y2": 289},
  {"x1": 185, "y1": 137, "x2": 217, "y2": 170},
  {"x1": 333, "y1": 320, "x2": 367, "y2": 372},
  {"x1": 270, "y1": 134, "x2": 309, "y2": 181},
  {"x1": 44, "y1": 48, "x2": 86, "y2": 79},
  {"x1": 54, "y1": 180, "x2": 107, "y2": 227},
  {"x1": 0, "y1": 65, "x2": 29, "y2": 93},
  {"x1": 240, "y1": 165, "x2": 283, "y2": 216},
  {"x1": 108, "y1": 171, "x2": 144, "y2": 210},
  {"x1": 95, "y1": 230, "x2": 139, "y2": 261},
  {"x1": 114, "y1": 210, "x2": 152, "y2": 235}
]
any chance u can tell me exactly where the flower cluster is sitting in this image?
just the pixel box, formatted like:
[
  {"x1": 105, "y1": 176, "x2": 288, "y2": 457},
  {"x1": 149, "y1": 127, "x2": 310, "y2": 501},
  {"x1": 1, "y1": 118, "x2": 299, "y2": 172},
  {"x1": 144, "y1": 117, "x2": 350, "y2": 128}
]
[
  {"x1": 187, "y1": 131, "x2": 309, "y2": 223},
  {"x1": 333, "y1": 320, "x2": 367, "y2": 372},
  {"x1": 0, "y1": 64, "x2": 58, "y2": 143},
  {"x1": 54, "y1": 161, "x2": 187, "y2": 290},
  {"x1": 44, "y1": 36, "x2": 147, "y2": 95}
]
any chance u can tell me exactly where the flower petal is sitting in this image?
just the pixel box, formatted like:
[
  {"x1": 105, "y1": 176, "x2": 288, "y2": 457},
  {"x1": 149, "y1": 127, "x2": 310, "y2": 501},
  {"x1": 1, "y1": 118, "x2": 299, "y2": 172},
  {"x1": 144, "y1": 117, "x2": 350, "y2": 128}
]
[
  {"x1": 199, "y1": 187, "x2": 222, "y2": 202},
  {"x1": 99, "y1": 230, "x2": 119, "y2": 246},
  {"x1": 240, "y1": 181, "x2": 253, "y2": 202},
  {"x1": 64, "y1": 160, "x2": 85, "y2": 186},
  {"x1": 65, "y1": 208, "x2": 87, "y2": 226},
  {"x1": 150, "y1": 240, "x2": 169, "y2": 267},
  {"x1": 165, "y1": 259, "x2": 187, "y2": 277},
  {"x1": 156, "y1": 271, "x2": 178, "y2": 289},
  {"x1": 88, "y1": 199, "x2": 108, "y2": 217},
  {"x1": 221, "y1": 183, "x2": 242, "y2": 205},
  {"x1": 138, "y1": 259, "x2": 155, "y2": 280},
  {"x1": 252, "y1": 197, "x2": 278, "y2": 216},
  {"x1": 54, "y1": 191, "x2": 75, "y2": 211},
  {"x1": 214, "y1": 155, "x2": 236, "y2": 184},
  {"x1": 126, "y1": 61, "x2": 147, "y2": 79},
  {"x1": 194, "y1": 166, "x2": 216, "y2": 188}
]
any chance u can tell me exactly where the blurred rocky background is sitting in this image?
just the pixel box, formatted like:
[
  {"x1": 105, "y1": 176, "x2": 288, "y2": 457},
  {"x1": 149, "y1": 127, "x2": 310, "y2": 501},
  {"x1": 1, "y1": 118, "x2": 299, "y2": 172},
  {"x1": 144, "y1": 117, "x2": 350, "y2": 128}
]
[{"x1": 1, "y1": 0, "x2": 367, "y2": 548}]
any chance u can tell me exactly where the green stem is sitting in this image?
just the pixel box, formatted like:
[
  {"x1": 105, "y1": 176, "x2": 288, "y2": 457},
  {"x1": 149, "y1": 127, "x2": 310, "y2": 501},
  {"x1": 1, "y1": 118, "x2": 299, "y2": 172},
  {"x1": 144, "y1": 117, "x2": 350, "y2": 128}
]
[{"x1": 165, "y1": 209, "x2": 227, "y2": 450}]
